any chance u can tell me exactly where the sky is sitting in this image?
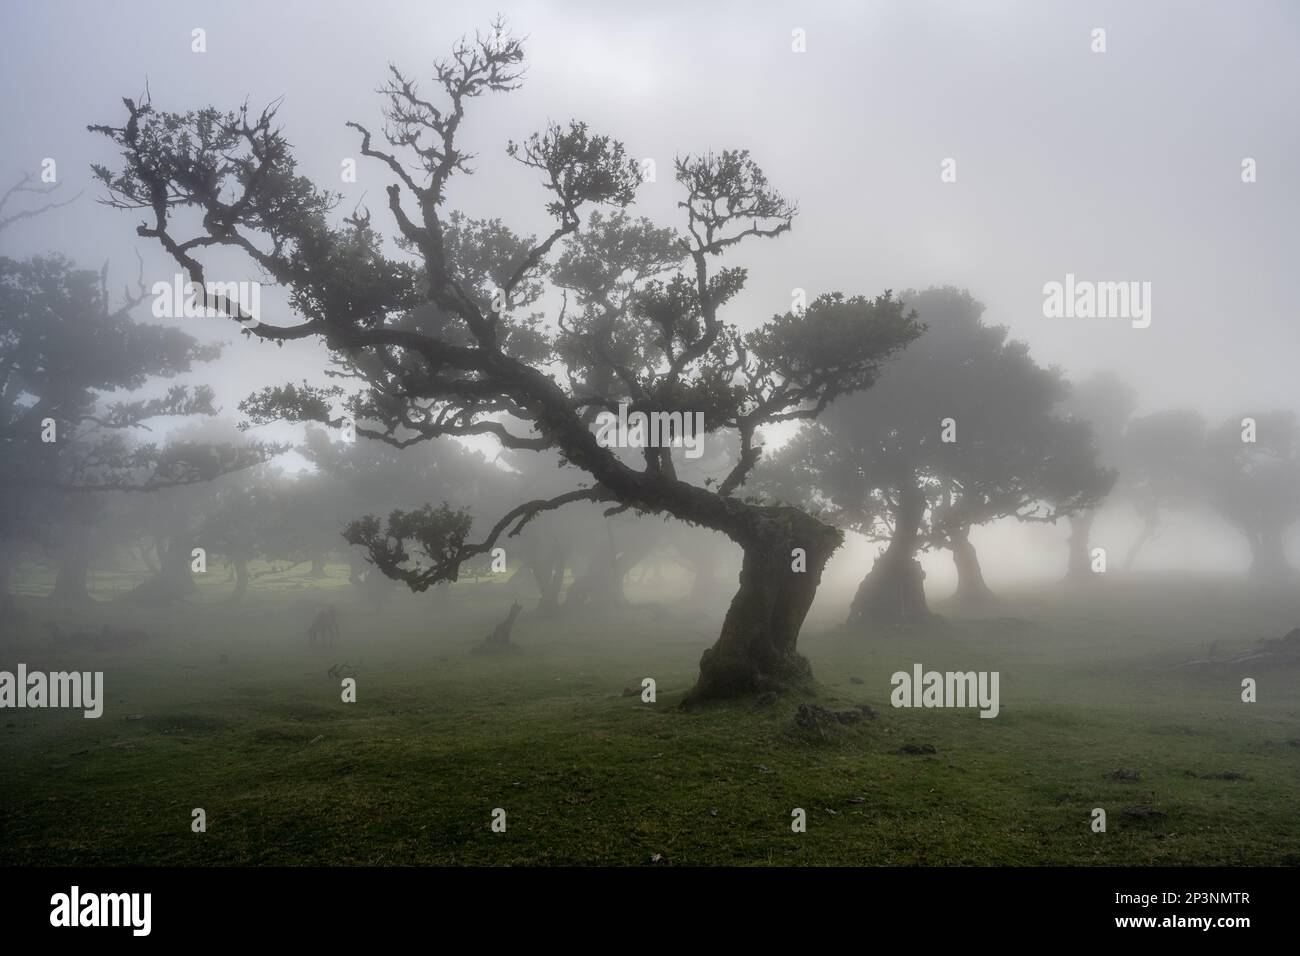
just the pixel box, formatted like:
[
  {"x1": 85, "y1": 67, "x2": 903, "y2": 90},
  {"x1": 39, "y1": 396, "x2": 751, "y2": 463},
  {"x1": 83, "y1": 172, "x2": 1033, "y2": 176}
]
[{"x1": 2, "y1": 0, "x2": 1297, "y2": 587}]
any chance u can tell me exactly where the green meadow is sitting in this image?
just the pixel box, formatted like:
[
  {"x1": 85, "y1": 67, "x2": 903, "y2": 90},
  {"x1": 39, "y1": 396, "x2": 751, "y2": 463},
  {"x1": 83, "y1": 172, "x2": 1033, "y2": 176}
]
[{"x1": 2, "y1": 564, "x2": 1298, "y2": 866}]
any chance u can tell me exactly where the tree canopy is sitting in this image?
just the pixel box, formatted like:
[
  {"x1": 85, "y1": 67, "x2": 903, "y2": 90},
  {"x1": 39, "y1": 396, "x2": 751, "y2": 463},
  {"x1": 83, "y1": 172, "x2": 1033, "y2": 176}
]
[{"x1": 90, "y1": 20, "x2": 922, "y2": 699}]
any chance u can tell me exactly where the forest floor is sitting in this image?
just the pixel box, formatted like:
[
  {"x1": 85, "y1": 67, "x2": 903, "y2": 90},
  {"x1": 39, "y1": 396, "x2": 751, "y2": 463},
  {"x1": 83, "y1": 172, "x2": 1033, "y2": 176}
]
[{"x1": 2, "y1": 564, "x2": 1298, "y2": 865}]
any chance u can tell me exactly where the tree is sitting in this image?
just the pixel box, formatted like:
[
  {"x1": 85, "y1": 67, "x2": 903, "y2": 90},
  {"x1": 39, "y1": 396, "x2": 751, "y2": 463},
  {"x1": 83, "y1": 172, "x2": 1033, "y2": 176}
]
[
  {"x1": 91, "y1": 21, "x2": 921, "y2": 701},
  {"x1": 0, "y1": 252, "x2": 270, "y2": 607},
  {"x1": 930, "y1": 414, "x2": 1111, "y2": 604},
  {"x1": 108, "y1": 419, "x2": 280, "y2": 604},
  {"x1": 763, "y1": 287, "x2": 1110, "y2": 629},
  {"x1": 1118, "y1": 409, "x2": 1207, "y2": 571},
  {"x1": 1205, "y1": 411, "x2": 1300, "y2": 584},
  {"x1": 1058, "y1": 370, "x2": 1134, "y2": 581},
  {"x1": 297, "y1": 422, "x2": 510, "y2": 600},
  {"x1": 0, "y1": 171, "x2": 80, "y2": 234}
]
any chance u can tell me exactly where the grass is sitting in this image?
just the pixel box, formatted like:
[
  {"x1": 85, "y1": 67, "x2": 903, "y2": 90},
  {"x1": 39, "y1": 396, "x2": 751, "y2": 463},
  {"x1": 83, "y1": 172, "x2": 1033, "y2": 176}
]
[{"x1": 2, "y1": 564, "x2": 1298, "y2": 866}]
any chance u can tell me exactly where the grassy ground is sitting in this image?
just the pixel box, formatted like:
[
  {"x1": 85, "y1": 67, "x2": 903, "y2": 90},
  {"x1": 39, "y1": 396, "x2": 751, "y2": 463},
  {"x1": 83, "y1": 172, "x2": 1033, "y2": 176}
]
[{"x1": 1, "y1": 564, "x2": 1298, "y2": 866}]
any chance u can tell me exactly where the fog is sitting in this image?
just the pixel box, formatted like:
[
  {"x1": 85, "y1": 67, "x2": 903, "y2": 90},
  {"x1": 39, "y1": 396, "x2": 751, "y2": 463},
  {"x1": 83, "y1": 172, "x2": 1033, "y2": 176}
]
[
  {"x1": 3, "y1": 0, "x2": 1297, "y2": 606},
  {"x1": 2, "y1": 1, "x2": 1298, "y2": 873}
]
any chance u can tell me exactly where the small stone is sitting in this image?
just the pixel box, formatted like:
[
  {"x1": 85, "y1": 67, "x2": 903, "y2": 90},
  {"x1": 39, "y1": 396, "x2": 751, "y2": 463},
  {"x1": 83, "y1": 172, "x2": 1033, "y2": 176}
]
[
  {"x1": 899, "y1": 743, "x2": 937, "y2": 755},
  {"x1": 1122, "y1": 805, "x2": 1167, "y2": 821}
]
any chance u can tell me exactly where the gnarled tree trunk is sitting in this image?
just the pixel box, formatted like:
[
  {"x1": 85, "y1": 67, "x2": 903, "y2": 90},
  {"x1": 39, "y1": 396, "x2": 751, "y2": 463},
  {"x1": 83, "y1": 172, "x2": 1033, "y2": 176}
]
[
  {"x1": 529, "y1": 548, "x2": 568, "y2": 616},
  {"x1": 1066, "y1": 510, "x2": 1096, "y2": 581},
  {"x1": 949, "y1": 526, "x2": 994, "y2": 604},
  {"x1": 685, "y1": 507, "x2": 840, "y2": 704},
  {"x1": 124, "y1": 533, "x2": 198, "y2": 604},
  {"x1": 848, "y1": 479, "x2": 930, "y2": 630}
]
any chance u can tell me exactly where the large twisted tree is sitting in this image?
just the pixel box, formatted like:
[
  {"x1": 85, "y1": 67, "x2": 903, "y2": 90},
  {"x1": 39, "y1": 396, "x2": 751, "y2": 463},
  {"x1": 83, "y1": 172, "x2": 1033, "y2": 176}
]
[{"x1": 90, "y1": 22, "x2": 920, "y2": 701}]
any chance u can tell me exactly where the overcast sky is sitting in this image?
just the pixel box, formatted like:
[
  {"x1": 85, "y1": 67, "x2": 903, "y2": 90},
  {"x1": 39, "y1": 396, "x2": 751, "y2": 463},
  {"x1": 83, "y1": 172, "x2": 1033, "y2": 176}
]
[{"x1": 2, "y1": 0, "x2": 1297, "y2": 585}]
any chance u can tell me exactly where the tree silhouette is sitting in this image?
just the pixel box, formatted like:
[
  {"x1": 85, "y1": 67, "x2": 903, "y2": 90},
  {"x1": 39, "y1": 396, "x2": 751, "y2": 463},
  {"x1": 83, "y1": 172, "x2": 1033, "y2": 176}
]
[
  {"x1": 1058, "y1": 370, "x2": 1133, "y2": 581},
  {"x1": 761, "y1": 287, "x2": 1110, "y2": 627},
  {"x1": 1205, "y1": 411, "x2": 1300, "y2": 584},
  {"x1": 90, "y1": 21, "x2": 920, "y2": 701},
  {"x1": 1117, "y1": 409, "x2": 1207, "y2": 571},
  {"x1": 0, "y1": 251, "x2": 271, "y2": 607}
]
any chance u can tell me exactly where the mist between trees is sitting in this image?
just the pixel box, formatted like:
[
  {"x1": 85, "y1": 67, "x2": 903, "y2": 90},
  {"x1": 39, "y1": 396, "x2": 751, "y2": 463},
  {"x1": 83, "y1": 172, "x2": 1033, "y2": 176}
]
[{"x1": 1, "y1": 17, "x2": 1297, "y2": 709}]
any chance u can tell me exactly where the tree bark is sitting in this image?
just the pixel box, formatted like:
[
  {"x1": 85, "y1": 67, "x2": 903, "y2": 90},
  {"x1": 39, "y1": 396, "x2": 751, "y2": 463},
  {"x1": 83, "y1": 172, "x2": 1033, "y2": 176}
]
[
  {"x1": 949, "y1": 527, "x2": 995, "y2": 604},
  {"x1": 124, "y1": 533, "x2": 198, "y2": 604},
  {"x1": 309, "y1": 556, "x2": 328, "y2": 578},
  {"x1": 1066, "y1": 510, "x2": 1096, "y2": 581},
  {"x1": 685, "y1": 507, "x2": 841, "y2": 704},
  {"x1": 848, "y1": 479, "x2": 930, "y2": 630},
  {"x1": 530, "y1": 549, "x2": 567, "y2": 616}
]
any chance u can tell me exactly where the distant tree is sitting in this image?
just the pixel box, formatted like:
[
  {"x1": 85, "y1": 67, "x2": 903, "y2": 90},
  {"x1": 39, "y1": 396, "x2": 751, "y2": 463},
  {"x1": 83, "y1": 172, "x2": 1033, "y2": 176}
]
[
  {"x1": 763, "y1": 287, "x2": 1110, "y2": 629},
  {"x1": 0, "y1": 251, "x2": 270, "y2": 608},
  {"x1": 91, "y1": 22, "x2": 920, "y2": 701},
  {"x1": 1117, "y1": 409, "x2": 1207, "y2": 571},
  {"x1": 195, "y1": 463, "x2": 308, "y2": 603},
  {"x1": 297, "y1": 423, "x2": 509, "y2": 598},
  {"x1": 1204, "y1": 411, "x2": 1300, "y2": 584},
  {"x1": 930, "y1": 414, "x2": 1111, "y2": 604},
  {"x1": 1058, "y1": 370, "x2": 1134, "y2": 580},
  {"x1": 112, "y1": 419, "x2": 281, "y2": 604}
]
